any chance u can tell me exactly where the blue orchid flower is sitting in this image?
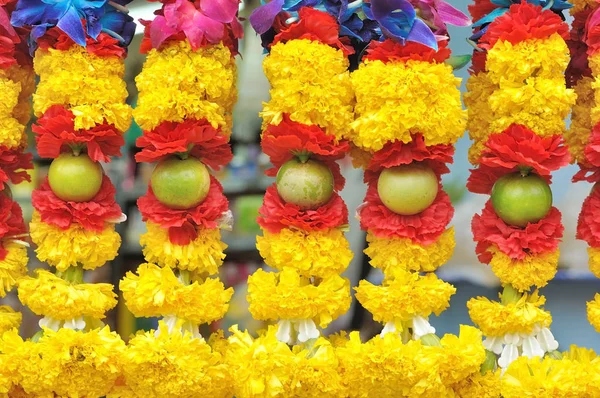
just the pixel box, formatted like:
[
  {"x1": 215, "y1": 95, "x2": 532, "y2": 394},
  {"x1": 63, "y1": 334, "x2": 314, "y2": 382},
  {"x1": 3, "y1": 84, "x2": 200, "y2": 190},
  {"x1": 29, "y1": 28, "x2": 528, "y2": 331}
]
[
  {"x1": 250, "y1": 0, "x2": 324, "y2": 34},
  {"x1": 364, "y1": 0, "x2": 438, "y2": 50},
  {"x1": 100, "y1": 4, "x2": 135, "y2": 47},
  {"x1": 325, "y1": 0, "x2": 379, "y2": 42}
]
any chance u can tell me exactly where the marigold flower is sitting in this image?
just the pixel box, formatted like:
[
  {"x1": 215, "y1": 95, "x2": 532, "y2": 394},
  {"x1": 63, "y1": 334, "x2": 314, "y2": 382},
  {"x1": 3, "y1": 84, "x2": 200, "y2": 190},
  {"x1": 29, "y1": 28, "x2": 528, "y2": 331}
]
[
  {"x1": 588, "y1": 294, "x2": 600, "y2": 333},
  {"x1": 487, "y1": 246, "x2": 559, "y2": 291},
  {"x1": 0, "y1": 71, "x2": 24, "y2": 148},
  {"x1": 0, "y1": 305, "x2": 21, "y2": 334},
  {"x1": 0, "y1": 242, "x2": 27, "y2": 297}
]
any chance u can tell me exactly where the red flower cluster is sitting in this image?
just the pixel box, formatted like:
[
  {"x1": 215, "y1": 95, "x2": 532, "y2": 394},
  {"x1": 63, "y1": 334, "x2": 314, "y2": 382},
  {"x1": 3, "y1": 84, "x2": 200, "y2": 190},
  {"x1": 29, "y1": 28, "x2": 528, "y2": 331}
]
[
  {"x1": 469, "y1": 50, "x2": 487, "y2": 75},
  {"x1": 257, "y1": 185, "x2": 348, "y2": 234},
  {"x1": 261, "y1": 115, "x2": 348, "y2": 190},
  {"x1": 37, "y1": 26, "x2": 126, "y2": 58},
  {"x1": 0, "y1": 146, "x2": 32, "y2": 190},
  {"x1": 574, "y1": 167, "x2": 600, "y2": 183},
  {"x1": 363, "y1": 39, "x2": 451, "y2": 64},
  {"x1": 138, "y1": 176, "x2": 229, "y2": 245},
  {"x1": 467, "y1": 124, "x2": 570, "y2": 194},
  {"x1": 468, "y1": 0, "x2": 497, "y2": 24},
  {"x1": 32, "y1": 176, "x2": 123, "y2": 231},
  {"x1": 577, "y1": 187, "x2": 600, "y2": 247},
  {"x1": 0, "y1": 194, "x2": 26, "y2": 259},
  {"x1": 136, "y1": 119, "x2": 232, "y2": 170},
  {"x1": 33, "y1": 105, "x2": 124, "y2": 163},
  {"x1": 0, "y1": 5, "x2": 19, "y2": 69},
  {"x1": 359, "y1": 183, "x2": 454, "y2": 245},
  {"x1": 472, "y1": 200, "x2": 563, "y2": 262},
  {"x1": 480, "y1": 3, "x2": 569, "y2": 49},
  {"x1": 586, "y1": 8, "x2": 600, "y2": 54},
  {"x1": 584, "y1": 123, "x2": 600, "y2": 168},
  {"x1": 272, "y1": 7, "x2": 354, "y2": 55}
]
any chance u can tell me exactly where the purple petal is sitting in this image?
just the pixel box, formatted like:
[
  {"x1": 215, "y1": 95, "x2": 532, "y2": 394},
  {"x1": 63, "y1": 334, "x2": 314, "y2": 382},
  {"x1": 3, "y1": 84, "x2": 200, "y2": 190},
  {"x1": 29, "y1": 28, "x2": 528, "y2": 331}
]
[
  {"x1": 57, "y1": 6, "x2": 87, "y2": 46},
  {"x1": 436, "y1": 1, "x2": 471, "y2": 26},
  {"x1": 371, "y1": 0, "x2": 415, "y2": 21},
  {"x1": 200, "y1": 0, "x2": 239, "y2": 23},
  {"x1": 407, "y1": 18, "x2": 437, "y2": 49},
  {"x1": 249, "y1": 0, "x2": 285, "y2": 35}
]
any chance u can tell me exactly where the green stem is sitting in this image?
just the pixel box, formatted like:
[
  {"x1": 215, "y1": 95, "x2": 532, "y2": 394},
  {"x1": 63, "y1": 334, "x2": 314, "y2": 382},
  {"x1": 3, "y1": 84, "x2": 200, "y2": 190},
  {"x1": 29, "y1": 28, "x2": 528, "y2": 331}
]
[
  {"x1": 420, "y1": 333, "x2": 442, "y2": 347},
  {"x1": 501, "y1": 284, "x2": 521, "y2": 305},
  {"x1": 31, "y1": 330, "x2": 44, "y2": 343},
  {"x1": 546, "y1": 350, "x2": 563, "y2": 360},
  {"x1": 401, "y1": 321, "x2": 411, "y2": 344},
  {"x1": 60, "y1": 264, "x2": 84, "y2": 284},
  {"x1": 179, "y1": 270, "x2": 191, "y2": 286},
  {"x1": 481, "y1": 350, "x2": 497, "y2": 375}
]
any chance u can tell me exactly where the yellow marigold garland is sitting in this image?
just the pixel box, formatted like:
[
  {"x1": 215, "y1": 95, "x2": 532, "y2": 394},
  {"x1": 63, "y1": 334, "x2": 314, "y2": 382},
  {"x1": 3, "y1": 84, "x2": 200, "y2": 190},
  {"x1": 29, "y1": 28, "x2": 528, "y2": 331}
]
[
  {"x1": 566, "y1": 76, "x2": 594, "y2": 165},
  {"x1": 587, "y1": 294, "x2": 600, "y2": 333},
  {"x1": 0, "y1": 71, "x2": 24, "y2": 148},
  {"x1": 0, "y1": 242, "x2": 28, "y2": 297},
  {"x1": 256, "y1": 228, "x2": 353, "y2": 278},
  {"x1": 451, "y1": 371, "x2": 501, "y2": 398},
  {"x1": 487, "y1": 246, "x2": 559, "y2": 291},
  {"x1": 140, "y1": 221, "x2": 226, "y2": 274},
  {"x1": 0, "y1": 306, "x2": 21, "y2": 334}
]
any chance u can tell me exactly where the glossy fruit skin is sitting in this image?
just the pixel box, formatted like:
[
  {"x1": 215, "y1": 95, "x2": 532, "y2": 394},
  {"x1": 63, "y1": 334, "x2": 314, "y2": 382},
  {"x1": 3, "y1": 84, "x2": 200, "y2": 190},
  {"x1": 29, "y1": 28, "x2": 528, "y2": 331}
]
[
  {"x1": 276, "y1": 158, "x2": 334, "y2": 210},
  {"x1": 48, "y1": 153, "x2": 103, "y2": 202},
  {"x1": 377, "y1": 163, "x2": 439, "y2": 216},
  {"x1": 151, "y1": 157, "x2": 210, "y2": 210},
  {"x1": 491, "y1": 172, "x2": 553, "y2": 227}
]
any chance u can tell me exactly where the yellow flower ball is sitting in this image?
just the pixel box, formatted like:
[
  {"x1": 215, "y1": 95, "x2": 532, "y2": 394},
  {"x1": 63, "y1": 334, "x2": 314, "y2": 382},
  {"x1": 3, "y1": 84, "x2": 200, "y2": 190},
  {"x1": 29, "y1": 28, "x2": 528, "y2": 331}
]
[
  {"x1": 0, "y1": 306, "x2": 21, "y2": 334},
  {"x1": 589, "y1": 247, "x2": 600, "y2": 278},
  {"x1": 0, "y1": 242, "x2": 28, "y2": 298},
  {"x1": 365, "y1": 228, "x2": 455, "y2": 273},
  {"x1": 0, "y1": 328, "x2": 28, "y2": 396},
  {"x1": 588, "y1": 294, "x2": 600, "y2": 333},
  {"x1": 121, "y1": 321, "x2": 232, "y2": 398},
  {"x1": 487, "y1": 246, "x2": 559, "y2": 291},
  {"x1": 355, "y1": 268, "x2": 456, "y2": 324},
  {"x1": 33, "y1": 46, "x2": 131, "y2": 131},
  {"x1": 247, "y1": 268, "x2": 351, "y2": 328},
  {"x1": 451, "y1": 371, "x2": 501, "y2": 398},
  {"x1": 0, "y1": 71, "x2": 25, "y2": 148},
  {"x1": 351, "y1": 59, "x2": 465, "y2": 150},
  {"x1": 467, "y1": 291, "x2": 552, "y2": 337},
  {"x1": 18, "y1": 269, "x2": 117, "y2": 320},
  {"x1": 120, "y1": 263, "x2": 232, "y2": 325},
  {"x1": 261, "y1": 39, "x2": 354, "y2": 141},
  {"x1": 140, "y1": 222, "x2": 226, "y2": 274},
  {"x1": 30, "y1": 211, "x2": 121, "y2": 271},
  {"x1": 134, "y1": 40, "x2": 236, "y2": 132},
  {"x1": 438, "y1": 325, "x2": 487, "y2": 385},
  {"x1": 257, "y1": 228, "x2": 353, "y2": 278},
  {"x1": 464, "y1": 72, "x2": 495, "y2": 150},
  {"x1": 566, "y1": 76, "x2": 594, "y2": 165}
]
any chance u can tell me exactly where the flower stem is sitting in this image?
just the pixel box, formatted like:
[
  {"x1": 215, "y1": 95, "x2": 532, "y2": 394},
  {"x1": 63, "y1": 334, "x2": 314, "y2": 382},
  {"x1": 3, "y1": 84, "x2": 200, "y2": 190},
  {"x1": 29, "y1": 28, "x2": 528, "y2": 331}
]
[
  {"x1": 420, "y1": 333, "x2": 442, "y2": 347},
  {"x1": 59, "y1": 265, "x2": 84, "y2": 284},
  {"x1": 501, "y1": 284, "x2": 521, "y2": 305}
]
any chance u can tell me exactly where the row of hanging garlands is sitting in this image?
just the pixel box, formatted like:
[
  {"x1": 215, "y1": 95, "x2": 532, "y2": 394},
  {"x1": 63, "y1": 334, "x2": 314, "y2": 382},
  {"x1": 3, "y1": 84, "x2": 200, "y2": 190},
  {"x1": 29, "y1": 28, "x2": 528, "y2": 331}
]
[{"x1": 2, "y1": 0, "x2": 600, "y2": 396}]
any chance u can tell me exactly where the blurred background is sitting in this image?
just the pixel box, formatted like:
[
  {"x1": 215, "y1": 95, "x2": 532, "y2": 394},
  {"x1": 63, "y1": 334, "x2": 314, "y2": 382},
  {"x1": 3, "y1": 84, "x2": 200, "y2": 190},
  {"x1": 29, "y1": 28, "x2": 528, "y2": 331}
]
[{"x1": 7, "y1": 0, "x2": 600, "y2": 350}]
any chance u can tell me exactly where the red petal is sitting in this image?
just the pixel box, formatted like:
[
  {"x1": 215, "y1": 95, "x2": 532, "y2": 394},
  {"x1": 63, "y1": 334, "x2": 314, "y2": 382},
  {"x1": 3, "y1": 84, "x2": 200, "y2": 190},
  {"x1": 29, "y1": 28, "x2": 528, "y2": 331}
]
[
  {"x1": 37, "y1": 26, "x2": 126, "y2": 58},
  {"x1": 577, "y1": 187, "x2": 600, "y2": 247},
  {"x1": 363, "y1": 38, "x2": 451, "y2": 64},
  {"x1": 0, "y1": 146, "x2": 32, "y2": 190},
  {"x1": 0, "y1": 195, "x2": 26, "y2": 241}
]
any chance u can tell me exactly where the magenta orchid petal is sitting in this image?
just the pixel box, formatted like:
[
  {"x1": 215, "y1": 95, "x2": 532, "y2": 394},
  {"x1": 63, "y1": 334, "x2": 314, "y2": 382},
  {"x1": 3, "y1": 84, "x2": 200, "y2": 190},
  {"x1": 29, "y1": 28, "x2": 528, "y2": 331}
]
[
  {"x1": 187, "y1": 12, "x2": 225, "y2": 48},
  {"x1": 200, "y1": 0, "x2": 239, "y2": 24},
  {"x1": 435, "y1": 1, "x2": 471, "y2": 26},
  {"x1": 149, "y1": 15, "x2": 178, "y2": 49}
]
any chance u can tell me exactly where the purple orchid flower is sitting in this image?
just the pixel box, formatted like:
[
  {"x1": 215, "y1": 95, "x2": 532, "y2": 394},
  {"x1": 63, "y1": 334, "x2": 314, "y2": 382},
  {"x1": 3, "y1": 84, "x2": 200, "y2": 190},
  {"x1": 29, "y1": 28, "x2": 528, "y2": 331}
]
[
  {"x1": 410, "y1": 0, "x2": 470, "y2": 35},
  {"x1": 249, "y1": 0, "x2": 322, "y2": 35}
]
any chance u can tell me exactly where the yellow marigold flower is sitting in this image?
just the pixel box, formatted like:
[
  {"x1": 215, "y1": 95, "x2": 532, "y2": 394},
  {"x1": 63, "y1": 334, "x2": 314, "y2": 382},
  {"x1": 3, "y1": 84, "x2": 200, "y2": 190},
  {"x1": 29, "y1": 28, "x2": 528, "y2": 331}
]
[
  {"x1": 33, "y1": 46, "x2": 131, "y2": 131},
  {"x1": 487, "y1": 246, "x2": 559, "y2": 291},
  {"x1": 0, "y1": 72, "x2": 25, "y2": 148},
  {"x1": 365, "y1": 228, "x2": 455, "y2": 273},
  {"x1": 256, "y1": 228, "x2": 353, "y2": 278},
  {"x1": 349, "y1": 143, "x2": 372, "y2": 169},
  {"x1": 247, "y1": 268, "x2": 351, "y2": 328},
  {"x1": 122, "y1": 321, "x2": 232, "y2": 398},
  {"x1": 438, "y1": 325, "x2": 487, "y2": 384},
  {"x1": 0, "y1": 242, "x2": 28, "y2": 298},
  {"x1": 351, "y1": 59, "x2": 465, "y2": 150},
  {"x1": 488, "y1": 77, "x2": 576, "y2": 137},
  {"x1": 134, "y1": 40, "x2": 236, "y2": 132},
  {"x1": 290, "y1": 340, "x2": 345, "y2": 398},
  {"x1": 30, "y1": 211, "x2": 121, "y2": 271},
  {"x1": 486, "y1": 35, "x2": 570, "y2": 85},
  {"x1": 16, "y1": 327, "x2": 125, "y2": 398},
  {"x1": 0, "y1": 306, "x2": 21, "y2": 334},
  {"x1": 589, "y1": 247, "x2": 600, "y2": 278},
  {"x1": 141, "y1": 222, "x2": 226, "y2": 274},
  {"x1": 588, "y1": 294, "x2": 600, "y2": 333},
  {"x1": 467, "y1": 291, "x2": 552, "y2": 336},
  {"x1": 464, "y1": 72, "x2": 495, "y2": 149},
  {"x1": 18, "y1": 269, "x2": 117, "y2": 320},
  {"x1": 502, "y1": 356, "x2": 588, "y2": 397},
  {"x1": 355, "y1": 268, "x2": 455, "y2": 324},
  {"x1": 0, "y1": 328, "x2": 27, "y2": 396},
  {"x1": 261, "y1": 39, "x2": 354, "y2": 141},
  {"x1": 120, "y1": 263, "x2": 232, "y2": 325},
  {"x1": 566, "y1": 77, "x2": 594, "y2": 165},
  {"x1": 451, "y1": 371, "x2": 501, "y2": 398}
]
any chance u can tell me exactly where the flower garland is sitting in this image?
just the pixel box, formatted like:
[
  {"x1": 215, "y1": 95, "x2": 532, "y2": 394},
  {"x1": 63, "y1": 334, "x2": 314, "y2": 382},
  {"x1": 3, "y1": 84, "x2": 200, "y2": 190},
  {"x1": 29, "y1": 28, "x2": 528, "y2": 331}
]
[
  {"x1": 0, "y1": 0, "x2": 32, "y2": 340},
  {"x1": 464, "y1": 0, "x2": 573, "y2": 372},
  {"x1": 1, "y1": 1, "x2": 135, "y2": 396},
  {"x1": 116, "y1": 0, "x2": 242, "y2": 396}
]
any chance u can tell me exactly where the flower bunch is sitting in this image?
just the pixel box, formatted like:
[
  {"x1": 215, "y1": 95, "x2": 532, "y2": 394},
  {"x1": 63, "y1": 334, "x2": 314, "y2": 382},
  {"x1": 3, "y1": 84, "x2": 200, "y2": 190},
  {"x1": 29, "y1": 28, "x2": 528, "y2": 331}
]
[
  {"x1": 464, "y1": 1, "x2": 572, "y2": 370},
  {"x1": 1, "y1": 0, "x2": 135, "y2": 395},
  {"x1": 117, "y1": 0, "x2": 241, "y2": 395},
  {"x1": 0, "y1": 0, "x2": 32, "y2": 337}
]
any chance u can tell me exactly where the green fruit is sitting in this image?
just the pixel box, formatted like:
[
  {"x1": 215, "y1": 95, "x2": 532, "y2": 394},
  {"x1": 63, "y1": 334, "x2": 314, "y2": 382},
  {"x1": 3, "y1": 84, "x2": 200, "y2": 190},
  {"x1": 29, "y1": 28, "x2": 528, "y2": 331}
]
[
  {"x1": 491, "y1": 172, "x2": 553, "y2": 227},
  {"x1": 48, "y1": 153, "x2": 103, "y2": 202},
  {"x1": 377, "y1": 163, "x2": 439, "y2": 215},
  {"x1": 151, "y1": 157, "x2": 211, "y2": 210},
  {"x1": 276, "y1": 158, "x2": 334, "y2": 210}
]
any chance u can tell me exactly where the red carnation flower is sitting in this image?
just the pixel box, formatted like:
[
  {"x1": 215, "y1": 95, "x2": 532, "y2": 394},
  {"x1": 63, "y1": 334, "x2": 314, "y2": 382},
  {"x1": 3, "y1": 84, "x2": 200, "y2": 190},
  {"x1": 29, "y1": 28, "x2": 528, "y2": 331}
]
[
  {"x1": 365, "y1": 134, "x2": 454, "y2": 184},
  {"x1": 468, "y1": 0, "x2": 498, "y2": 24},
  {"x1": 577, "y1": 187, "x2": 600, "y2": 247},
  {"x1": 467, "y1": 125, "x2": 569, "y2": 194},
  {"x1": 584, "y1": 123, "x2": 600, "y2": 168},
  {"x1": 0, "y1": 146, "x2": 32, "y2": 190},
  {"x1": 363, "y1": 38, "x2": 451, "y2": 64},
  {"x1": 0, "y1": 195, "x2": 26, "y2": 260},
  {"x1": 136, "y1": 119, "x2": 232, "y2": 170},
  {"x1": 257, "y1": 185, "x2": 348, "y2": 234},
  {"x1": 273, "y1": 7, "x2": 354, "y2": 55},
  {"x1": 33, "y1": 105, "x2": 124, "y2": 163},
  {"x1": 32, "y1": 176, "x2": 123, "y2": 231},
  {"x1": 469, "y1": 50, "x2": 487, "y2": 75},
  {"x1": 37, "y1": 26, "x2": 126, "y2": 58},
  {"x1": 358, "y1": 182, "x2": 454, "y2": 245},
  {"x1": 138, "y1": 176, "x2": 228, "y2": 245},
  {"x1": 261, "y1": 115, "x2": 349, "y2": 190},
  {"x1": 480, "y1": 3, "x2": 569, "y2": 49},
  {"x1": 573, "y1": 166, "x2": 600, "y2": 183},
  {"x1": 472, "y1": 200, "x2": 563, "y2": 262}
]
